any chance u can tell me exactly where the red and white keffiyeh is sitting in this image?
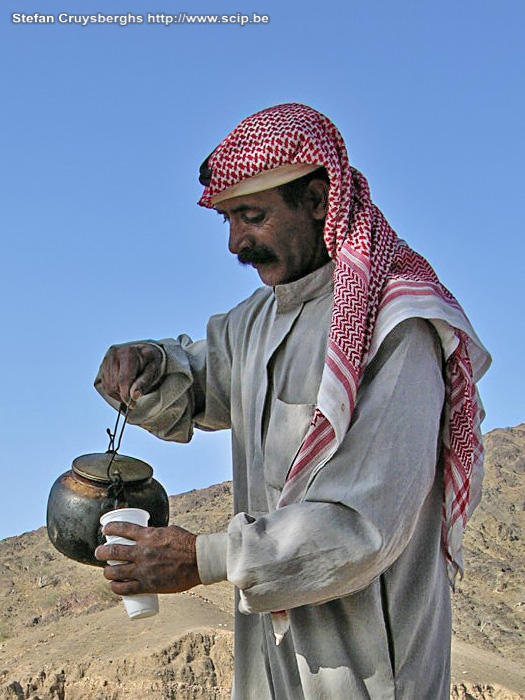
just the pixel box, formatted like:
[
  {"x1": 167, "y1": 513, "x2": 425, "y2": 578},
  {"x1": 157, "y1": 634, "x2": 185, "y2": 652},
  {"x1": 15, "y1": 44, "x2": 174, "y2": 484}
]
[{"x1": 199, "y1": 103, "x2": 491, "y2": 638}]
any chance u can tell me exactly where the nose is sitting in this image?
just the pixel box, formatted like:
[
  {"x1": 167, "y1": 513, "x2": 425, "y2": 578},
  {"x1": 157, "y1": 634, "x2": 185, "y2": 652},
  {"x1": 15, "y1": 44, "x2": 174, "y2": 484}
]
[{"x1": 228, "y1": 220, "x2": 249, "y2": 255}]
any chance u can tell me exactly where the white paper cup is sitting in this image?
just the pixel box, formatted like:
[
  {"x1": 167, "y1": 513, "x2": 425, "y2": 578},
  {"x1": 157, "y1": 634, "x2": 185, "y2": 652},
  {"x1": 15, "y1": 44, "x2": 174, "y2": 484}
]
[
  {"x1": 100, "y1": 507, "x2": 150, "y2": 528},
  {"x1": 99, "y1": 508, "x2": 159, "y2": 620}
]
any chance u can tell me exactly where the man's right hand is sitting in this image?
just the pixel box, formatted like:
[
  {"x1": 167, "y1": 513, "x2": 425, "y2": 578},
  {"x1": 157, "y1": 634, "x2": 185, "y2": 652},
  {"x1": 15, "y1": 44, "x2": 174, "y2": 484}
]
[{"x1": 99, "y1": 343, "x2": 164, "y2": 408}]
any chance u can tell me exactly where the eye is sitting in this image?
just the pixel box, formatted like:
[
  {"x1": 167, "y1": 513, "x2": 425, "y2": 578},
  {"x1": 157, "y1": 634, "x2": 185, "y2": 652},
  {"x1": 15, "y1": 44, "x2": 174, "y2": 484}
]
[{"x1": 242, "y1": 211, "x2": 265, "y2": 225}]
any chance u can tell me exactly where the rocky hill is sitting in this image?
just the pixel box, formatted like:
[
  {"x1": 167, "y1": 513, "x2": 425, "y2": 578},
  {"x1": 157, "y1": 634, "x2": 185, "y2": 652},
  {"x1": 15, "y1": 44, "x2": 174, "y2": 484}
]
[
  {"x1": 452, "y1": 424, "x2": 525, "y2": 663},
  {"x1": 0, "y1": 428, "x2": 523, "y2": 700}
]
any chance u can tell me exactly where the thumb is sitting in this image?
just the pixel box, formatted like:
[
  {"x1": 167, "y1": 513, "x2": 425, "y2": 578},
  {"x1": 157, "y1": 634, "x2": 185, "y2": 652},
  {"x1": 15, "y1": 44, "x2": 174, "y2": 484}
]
[
  {"x1": 129, "y1": 345, "x2": 164, "y2": 404},
  {"x1": 129, "y1": 378, "x2": 144, "y2": 404}
]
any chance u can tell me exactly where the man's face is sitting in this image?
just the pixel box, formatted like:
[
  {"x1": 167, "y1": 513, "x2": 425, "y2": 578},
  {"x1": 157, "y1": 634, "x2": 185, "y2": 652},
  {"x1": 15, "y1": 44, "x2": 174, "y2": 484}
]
[{"x1": 216, "y1": 184, "x2": 329, "y2": 286}]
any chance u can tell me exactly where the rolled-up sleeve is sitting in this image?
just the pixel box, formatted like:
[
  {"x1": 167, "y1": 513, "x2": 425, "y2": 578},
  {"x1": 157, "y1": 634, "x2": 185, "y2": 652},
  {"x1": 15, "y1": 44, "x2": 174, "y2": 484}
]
[{"x1": 210, "y1": 319, "x2": 445, "y2": 613}]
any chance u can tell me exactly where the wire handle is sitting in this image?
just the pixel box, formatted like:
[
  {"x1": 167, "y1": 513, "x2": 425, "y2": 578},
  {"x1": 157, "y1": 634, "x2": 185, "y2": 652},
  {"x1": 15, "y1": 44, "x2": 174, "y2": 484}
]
[
  {"x1": 106, "y1": 402, "x2": 130, "y2": 453},
  {"x1": 105, "y1": 402, "x2": 131, "y2": 489}
]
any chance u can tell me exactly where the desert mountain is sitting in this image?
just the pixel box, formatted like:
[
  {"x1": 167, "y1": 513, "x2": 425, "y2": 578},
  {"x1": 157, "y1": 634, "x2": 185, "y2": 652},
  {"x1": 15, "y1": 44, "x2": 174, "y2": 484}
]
[{"x1": 0, "y1": 427, "x2": 523, "y2": 700}]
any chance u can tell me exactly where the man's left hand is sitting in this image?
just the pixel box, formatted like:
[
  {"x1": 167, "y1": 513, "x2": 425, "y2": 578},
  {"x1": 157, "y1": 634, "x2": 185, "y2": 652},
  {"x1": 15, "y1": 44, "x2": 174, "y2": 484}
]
[{"x1": 95, "y1": 523, "x2": 201, "y2": 595}]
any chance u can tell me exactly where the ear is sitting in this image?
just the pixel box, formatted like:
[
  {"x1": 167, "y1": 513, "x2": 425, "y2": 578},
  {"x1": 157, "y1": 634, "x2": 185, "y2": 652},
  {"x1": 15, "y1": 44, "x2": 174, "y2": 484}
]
[{"x1": 306, "y1": 179, "x2": 329, "y2": 221}]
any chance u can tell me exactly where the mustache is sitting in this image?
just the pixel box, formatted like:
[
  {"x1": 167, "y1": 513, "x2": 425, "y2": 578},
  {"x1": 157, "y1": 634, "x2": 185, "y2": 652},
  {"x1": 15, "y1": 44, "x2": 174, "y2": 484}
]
[{"x1": 237, "y1": 245, "x2": 278, "y2": 266}]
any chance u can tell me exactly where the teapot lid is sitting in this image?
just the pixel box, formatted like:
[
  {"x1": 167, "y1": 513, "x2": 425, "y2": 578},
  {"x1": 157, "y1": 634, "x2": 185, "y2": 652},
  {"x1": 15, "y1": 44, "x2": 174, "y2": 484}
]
[{"x1": 72, "y1": 453, "x2": 153, "y2": 484}]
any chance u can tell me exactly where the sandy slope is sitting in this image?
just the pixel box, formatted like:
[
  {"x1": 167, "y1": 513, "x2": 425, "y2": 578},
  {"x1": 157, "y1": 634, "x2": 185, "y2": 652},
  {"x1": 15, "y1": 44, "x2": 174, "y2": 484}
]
[
  {"x1": 451, "y1": 639, "x2": 524, "y2": 696},
  {"x1": 1, "y1": 584, "x2": 523, "y2": 699}
]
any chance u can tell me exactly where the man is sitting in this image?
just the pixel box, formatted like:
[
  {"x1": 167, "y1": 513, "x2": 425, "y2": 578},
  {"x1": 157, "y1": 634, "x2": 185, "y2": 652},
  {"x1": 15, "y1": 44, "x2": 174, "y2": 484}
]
[{"x1": 95, "y1": 103, "x2": 491, "y2": 699}]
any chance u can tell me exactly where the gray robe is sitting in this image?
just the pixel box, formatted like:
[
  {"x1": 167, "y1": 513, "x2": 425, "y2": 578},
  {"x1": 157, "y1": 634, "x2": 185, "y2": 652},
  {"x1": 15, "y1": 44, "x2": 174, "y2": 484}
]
[{"x1": 96, "y1": 262, "x2": 451, "y2": 699}]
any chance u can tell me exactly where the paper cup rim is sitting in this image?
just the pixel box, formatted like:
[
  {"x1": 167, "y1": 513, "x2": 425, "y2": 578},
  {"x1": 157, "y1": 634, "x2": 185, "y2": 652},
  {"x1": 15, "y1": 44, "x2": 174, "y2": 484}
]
[{"x1": 100, "y1": 508, "x2": 150, "y2": 527}]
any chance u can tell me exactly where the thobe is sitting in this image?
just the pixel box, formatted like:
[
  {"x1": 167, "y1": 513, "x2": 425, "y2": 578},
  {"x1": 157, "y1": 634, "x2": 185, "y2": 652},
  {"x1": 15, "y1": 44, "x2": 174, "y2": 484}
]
[{"x1": 96, "y1": 261, "x2": 451, "y2": 699}]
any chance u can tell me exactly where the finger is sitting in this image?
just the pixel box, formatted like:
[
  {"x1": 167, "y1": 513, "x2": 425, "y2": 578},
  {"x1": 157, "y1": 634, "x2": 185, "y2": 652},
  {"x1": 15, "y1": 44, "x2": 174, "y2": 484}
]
[
  {"x1": 109, "y1": 579, "x2": 142, "y2": 596},
  {"x1": 129, "y1": 346, "x2": 163, "y2": 401},
  {"x1": 101, "y1": 522, "x2": 147, "y2": 539},
  {"x1": 103, "y1": 562, "x2": 135, "y2": 581},
  {"x1": 95, "y1": 542, "x2": 137, "y2": 563},
  {"x1": 117, "y1": 347, "x2": 143, "y2": 406},
  {"x1": 129, "y1": 368, "x2": 154, "y2": 402},
  {"x1": 100, "y1": 350, "x2": 122, "y2": 402},
  {"x1": 94, "y1": 543, "x2": 110, "y2": 561}
]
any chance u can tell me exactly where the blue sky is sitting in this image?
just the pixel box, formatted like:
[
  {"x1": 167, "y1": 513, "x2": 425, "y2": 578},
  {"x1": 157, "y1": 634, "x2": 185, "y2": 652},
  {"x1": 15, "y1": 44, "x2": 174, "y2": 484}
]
[{"x1": 1, "y1": 0, "x2": 524, "y2": 540}]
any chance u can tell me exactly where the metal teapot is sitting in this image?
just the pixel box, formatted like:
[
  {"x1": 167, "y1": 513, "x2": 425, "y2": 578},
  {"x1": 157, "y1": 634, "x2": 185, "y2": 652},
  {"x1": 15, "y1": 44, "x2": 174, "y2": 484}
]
[{"x1": 46, "y1": 405, "x2": 169, "y2": 566}]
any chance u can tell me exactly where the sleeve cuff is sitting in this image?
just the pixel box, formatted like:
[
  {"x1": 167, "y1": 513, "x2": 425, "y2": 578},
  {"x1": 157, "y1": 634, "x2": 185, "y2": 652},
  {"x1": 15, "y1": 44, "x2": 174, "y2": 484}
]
[{"x1": 196, "y1": 532, "x2": 228, "y2": 585}]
